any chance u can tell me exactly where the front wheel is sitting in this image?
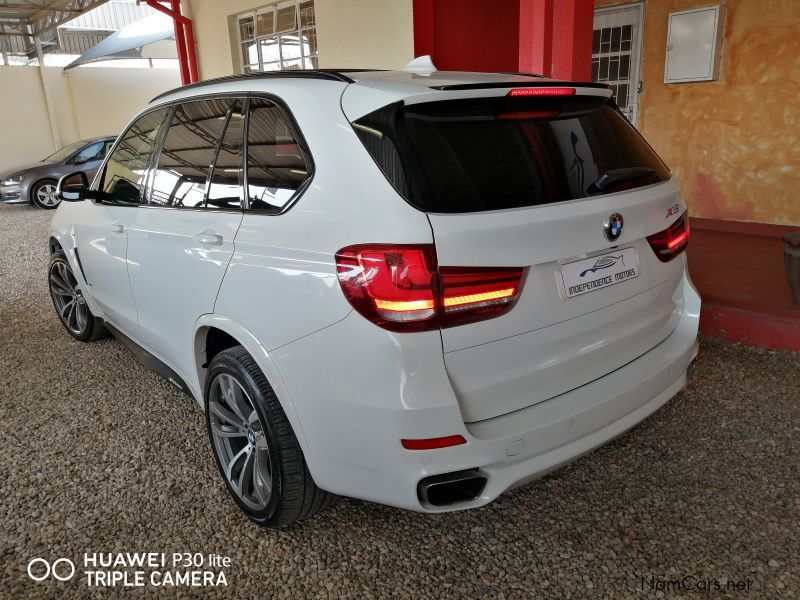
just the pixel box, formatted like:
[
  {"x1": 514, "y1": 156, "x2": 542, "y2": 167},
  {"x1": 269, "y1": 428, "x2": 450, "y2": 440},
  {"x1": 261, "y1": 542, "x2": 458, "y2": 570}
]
[
  {"x1": 205, "y1": 346, "x2": 335, "y2": 528},
  {"x1": 31, "y1": 179, "x2": 60, "y2": 209},
  {"x1": 48, "y1": 252, "x2": 107, "y2": 342}
]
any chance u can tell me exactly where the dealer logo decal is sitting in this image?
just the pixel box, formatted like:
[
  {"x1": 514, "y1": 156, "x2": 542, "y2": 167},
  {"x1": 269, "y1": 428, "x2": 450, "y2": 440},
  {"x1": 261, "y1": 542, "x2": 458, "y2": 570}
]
[{"x1": 580, "y1": 255, "x2": 625, "y2": 277}]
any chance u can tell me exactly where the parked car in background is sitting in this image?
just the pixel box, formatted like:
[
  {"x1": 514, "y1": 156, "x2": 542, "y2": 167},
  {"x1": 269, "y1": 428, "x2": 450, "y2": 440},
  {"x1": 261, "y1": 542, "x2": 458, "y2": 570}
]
[
  {"x1": 48, "y1": 68, "x2": 699, "y2": 528},
  {"x1": 0, "y1": 137, "x2": 115, "y2": 209}
]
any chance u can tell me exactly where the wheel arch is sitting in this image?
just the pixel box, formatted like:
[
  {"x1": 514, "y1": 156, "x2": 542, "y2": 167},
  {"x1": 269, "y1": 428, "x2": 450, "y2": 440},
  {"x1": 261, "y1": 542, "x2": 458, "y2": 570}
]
[
  {"x1": 192, "y1": 314, "x2": 312, "y2": 458},
  {"x1": 49, "y1": 236, "x2": 63, "y2": 255}
]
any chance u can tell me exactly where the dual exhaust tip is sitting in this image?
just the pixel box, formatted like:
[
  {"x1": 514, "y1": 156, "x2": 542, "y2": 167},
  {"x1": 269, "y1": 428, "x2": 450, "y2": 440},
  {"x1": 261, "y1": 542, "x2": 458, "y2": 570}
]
[{"x1": 417, "y1": 468, "x2": 487, "y2": 508}]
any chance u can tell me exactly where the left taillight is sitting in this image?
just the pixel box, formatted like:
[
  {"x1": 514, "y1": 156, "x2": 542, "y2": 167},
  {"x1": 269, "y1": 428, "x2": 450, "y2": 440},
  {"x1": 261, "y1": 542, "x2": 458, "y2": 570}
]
[
  {"x1": 647, "y1": 212, "x2": 690, "y2": 262},
  {"x1": 335, "y1": 244, "x2": 524, "y2": 332}
]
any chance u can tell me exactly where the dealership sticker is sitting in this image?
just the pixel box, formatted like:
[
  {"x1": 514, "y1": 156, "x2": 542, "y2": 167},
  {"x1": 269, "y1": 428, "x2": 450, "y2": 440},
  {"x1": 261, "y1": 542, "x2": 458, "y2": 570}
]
[
  {"x1": 26, "y1": 552, "x2": 231, "y2": 588},
  {"x1": 560, "y1": 247, "x2": 639, "y2": 299}
]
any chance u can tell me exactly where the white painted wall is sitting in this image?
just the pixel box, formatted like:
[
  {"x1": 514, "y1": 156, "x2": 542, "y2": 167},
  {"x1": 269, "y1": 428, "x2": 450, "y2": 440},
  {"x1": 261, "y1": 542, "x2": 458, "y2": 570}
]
[
  {"x1": 0, "y1": 65, "x2": 179, "y2": 170},
  {"x1": 185, "y1": 0, "x2": 414, "y2": 79}
]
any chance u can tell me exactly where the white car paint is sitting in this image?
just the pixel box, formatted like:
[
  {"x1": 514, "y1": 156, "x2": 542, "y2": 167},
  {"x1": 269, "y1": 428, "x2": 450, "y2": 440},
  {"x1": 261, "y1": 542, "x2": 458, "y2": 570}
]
[{"x1": 50, "y1": 70, "x2": 700, "y2": 513}]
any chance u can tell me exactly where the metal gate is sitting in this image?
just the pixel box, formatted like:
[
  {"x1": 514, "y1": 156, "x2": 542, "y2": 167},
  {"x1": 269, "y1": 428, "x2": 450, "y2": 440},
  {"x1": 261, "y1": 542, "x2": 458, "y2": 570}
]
[{"x1": 592, "y1": 3, "x2": 644, "y2": 126}]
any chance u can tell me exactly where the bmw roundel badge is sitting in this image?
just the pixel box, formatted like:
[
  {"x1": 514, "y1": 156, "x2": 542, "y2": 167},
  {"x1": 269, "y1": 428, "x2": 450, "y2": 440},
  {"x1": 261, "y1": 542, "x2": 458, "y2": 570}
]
[{"x1": 604, "y1": 213, "x2": 624, "y2": 242}]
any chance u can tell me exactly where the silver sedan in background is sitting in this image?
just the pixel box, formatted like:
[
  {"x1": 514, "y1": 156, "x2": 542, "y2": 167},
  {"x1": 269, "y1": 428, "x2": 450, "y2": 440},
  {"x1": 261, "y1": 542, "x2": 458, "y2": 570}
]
[{"x1": 0, "y1": 137, "x2": 115, "y2": 209}]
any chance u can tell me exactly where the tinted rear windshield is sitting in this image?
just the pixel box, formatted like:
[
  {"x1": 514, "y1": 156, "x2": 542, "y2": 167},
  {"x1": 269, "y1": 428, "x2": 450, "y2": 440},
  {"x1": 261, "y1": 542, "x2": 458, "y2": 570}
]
[{"x1": 353, "y1": 95, "x2": 670, "y2": 213}]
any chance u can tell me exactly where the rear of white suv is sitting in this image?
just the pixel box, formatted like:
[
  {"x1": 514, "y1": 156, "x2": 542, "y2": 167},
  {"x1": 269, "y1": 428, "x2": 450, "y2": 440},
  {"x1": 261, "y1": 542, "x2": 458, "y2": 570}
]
[{"x1": 48, "y1": 70, "x2": 699, "y2": 528}]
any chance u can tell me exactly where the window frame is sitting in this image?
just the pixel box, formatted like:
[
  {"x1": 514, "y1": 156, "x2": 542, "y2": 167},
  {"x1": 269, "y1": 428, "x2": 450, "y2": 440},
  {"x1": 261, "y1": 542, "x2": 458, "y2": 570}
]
[
  {"x1": 91, "y1": 92, "x2": 314, "y2": 215},
  {"x1": 235, "y1": 0, "x2": 317, "y2": 74},
  {"x1": 91, "y1": 108, "x2": 173, "y2": 207},
  {"x1": 243, "y1": 94, "x2": 315, "y2": 215}
]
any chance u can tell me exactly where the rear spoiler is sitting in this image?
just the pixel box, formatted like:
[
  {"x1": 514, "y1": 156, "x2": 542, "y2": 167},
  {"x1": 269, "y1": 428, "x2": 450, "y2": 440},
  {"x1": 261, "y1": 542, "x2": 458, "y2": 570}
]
[{"x1": 429, "y1": 81, "x2": 611, "y2": 91}]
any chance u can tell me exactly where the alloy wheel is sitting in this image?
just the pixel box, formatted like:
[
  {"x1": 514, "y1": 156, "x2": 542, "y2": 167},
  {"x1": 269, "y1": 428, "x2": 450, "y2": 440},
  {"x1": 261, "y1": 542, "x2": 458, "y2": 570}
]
[
  {"x1": 209, "y1": 373, "x2": 273, "y2": 511},
  {"x1": 36, "y1": 184, "x2": 60, "y2": 207},
  {"x1": 49, "y1": 261, "x2": 89, "y2": 336}
]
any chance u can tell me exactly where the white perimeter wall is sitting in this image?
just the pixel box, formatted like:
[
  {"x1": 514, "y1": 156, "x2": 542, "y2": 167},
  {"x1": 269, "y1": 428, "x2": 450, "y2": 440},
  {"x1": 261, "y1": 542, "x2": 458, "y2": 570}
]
[{"x1": 0, "y1": 66, "x2": 179, "y2": 170}]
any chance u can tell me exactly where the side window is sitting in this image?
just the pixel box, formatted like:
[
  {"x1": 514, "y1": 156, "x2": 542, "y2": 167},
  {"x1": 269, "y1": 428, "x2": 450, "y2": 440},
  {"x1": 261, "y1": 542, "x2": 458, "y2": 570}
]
[
  {"x1": 73, "y1": 141, "x2": 104, "y2": 164},
  {"x1": 246, "y1": 97, "x2": 310, "y2": 211},
  {"x1": 207, "y1": 99, "x2": 245, "y2": 209},
  {"x1": 98, "y1": 108, "x2": 170, "y2": 205},
  {"x1": 149, "y1": 98, "x2": 234, "y2": 208}
]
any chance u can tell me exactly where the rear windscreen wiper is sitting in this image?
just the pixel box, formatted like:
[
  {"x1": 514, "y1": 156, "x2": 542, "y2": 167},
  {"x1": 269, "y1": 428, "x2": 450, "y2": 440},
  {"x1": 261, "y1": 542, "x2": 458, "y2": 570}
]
[{"x1": 588, "y1": 167, "x2": 656, "y2": 194}]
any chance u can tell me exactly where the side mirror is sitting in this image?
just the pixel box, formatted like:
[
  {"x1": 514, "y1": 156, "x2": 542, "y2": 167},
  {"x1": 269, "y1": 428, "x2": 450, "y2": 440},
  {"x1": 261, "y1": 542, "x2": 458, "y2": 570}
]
[{"x1": 57, "y1": 171, "x2": 90, "y2": 202}]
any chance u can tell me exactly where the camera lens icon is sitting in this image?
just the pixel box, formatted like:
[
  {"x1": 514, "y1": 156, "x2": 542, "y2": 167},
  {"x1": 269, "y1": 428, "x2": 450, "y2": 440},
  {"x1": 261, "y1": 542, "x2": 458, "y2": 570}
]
[{"x1": 27, "y1": 558, "x2": 76, "y2": 582}]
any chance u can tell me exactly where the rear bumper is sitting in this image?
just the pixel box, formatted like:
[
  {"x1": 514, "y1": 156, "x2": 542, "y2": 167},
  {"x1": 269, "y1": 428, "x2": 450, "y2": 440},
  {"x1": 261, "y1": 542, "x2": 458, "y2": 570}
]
[{"x1": 273, "y1": 271, "x2": 700, "y2": 512}]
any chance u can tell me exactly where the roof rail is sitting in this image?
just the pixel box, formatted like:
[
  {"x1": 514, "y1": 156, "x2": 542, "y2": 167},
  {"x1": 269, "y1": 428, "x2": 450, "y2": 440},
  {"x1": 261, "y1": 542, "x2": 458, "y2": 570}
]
[{"x1": 150, "y1": 69, "x2": 358, "y2": 103}]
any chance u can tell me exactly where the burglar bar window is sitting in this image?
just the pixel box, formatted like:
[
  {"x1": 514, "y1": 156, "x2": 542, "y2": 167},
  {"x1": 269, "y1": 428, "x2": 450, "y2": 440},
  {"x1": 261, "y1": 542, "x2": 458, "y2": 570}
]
[{"x1": 236, "y1": 0, "x2": 317, "y2": 73}]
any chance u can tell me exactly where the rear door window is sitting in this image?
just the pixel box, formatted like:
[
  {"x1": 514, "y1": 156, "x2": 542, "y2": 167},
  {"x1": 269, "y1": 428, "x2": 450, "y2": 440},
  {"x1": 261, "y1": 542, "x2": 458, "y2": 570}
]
[
  {"x1": 149, "y1": 98, "x2": 236, "y2": 208},
  {"x1": 245, "y1": 97, "x2": 311, "y2": 212},
  {"x1": 353, "y1": 95, "x2": 670, "y2": 213}
]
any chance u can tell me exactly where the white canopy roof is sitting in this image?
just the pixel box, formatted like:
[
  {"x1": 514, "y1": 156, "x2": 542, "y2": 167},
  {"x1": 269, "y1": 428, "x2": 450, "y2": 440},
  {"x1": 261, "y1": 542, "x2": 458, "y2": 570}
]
[{"x1": 65, "y1": 12, "x2": 175, "y2": 69}]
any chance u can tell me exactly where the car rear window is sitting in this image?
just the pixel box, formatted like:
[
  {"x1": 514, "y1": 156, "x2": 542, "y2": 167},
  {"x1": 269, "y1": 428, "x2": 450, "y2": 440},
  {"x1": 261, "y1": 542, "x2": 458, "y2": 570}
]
[{"x1": 352, "y1": 95, "x2": 670, "y2": 213}]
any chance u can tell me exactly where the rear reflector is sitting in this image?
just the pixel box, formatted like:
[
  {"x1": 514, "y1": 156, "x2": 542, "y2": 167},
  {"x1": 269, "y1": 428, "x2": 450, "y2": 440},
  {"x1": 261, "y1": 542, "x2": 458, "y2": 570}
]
[
  {"x1": 507, "y1": 87, "x2": 575, "y2": 97},
  {"x1": 647, "y1": 212, "x2": 690, "y2": 262},
  {"x1": 335, "y1": 244, "x2": 525, "y2": 332},
  {"x1": 401, "y1": 435, "x2": 466, "y2": 450}
]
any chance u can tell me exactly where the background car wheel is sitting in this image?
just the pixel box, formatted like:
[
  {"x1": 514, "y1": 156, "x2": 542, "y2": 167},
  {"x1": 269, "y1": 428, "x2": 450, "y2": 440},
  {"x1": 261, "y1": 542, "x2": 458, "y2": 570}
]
[
  {"x1": 48, "y1": 251, "x2": 107, "y2": 342},
  {"x1": 31, "y1": 179, "x2": 61, "y2": 209},
  {"x1": 205, "y1": 346, "x2": 336, "y2": 529}
]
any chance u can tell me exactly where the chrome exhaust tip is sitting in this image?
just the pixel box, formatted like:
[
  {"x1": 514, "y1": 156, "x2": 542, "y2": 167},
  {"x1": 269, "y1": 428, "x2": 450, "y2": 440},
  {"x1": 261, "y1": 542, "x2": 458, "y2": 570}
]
[{"x1": 417, "y1": 468, "x2": 487, "y2": 508}]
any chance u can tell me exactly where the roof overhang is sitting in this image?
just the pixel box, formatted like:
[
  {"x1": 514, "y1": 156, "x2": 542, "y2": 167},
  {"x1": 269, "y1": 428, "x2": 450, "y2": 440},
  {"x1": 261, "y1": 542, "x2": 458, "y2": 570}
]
[
  {"x1": 0, "y1": 0, "x2": 110, "y2": 54},
  {"x1": 64, "y1": 12, "x2": 174, "y2": 69}
]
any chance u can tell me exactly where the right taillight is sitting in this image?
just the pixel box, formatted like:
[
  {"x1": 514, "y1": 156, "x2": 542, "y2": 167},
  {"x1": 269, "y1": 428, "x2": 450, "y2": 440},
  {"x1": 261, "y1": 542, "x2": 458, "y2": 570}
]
[
  {"x1": 647, "y1": 212, "x2": 690, "y2": 262},
  {"x1": 335, "y1": 244, "x2": 524, "y2": 332}
]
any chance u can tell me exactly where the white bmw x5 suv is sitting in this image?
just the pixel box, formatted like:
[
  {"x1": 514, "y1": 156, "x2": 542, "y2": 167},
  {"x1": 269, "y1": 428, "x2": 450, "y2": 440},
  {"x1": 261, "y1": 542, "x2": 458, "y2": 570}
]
[{"x1": 48, "y1": 68, "x2": 700, "y2": 528}]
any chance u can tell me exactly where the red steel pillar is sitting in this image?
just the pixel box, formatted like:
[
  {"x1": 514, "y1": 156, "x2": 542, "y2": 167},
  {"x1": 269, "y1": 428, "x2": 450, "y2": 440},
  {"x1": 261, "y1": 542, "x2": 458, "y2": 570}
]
[
  {"x1": 169, "y1": 0, "x2": 189, "y2": 84},
  {"x1": 549, "y1": 0, "x2": 593, "y2": 81},
  {"x1": 412, "y1": 0, "x2": 435, "y2": 59},
  {"x1": 412, "y1": 0, "x2": 594, "y2": 80},
  {"x1": 145, "y1": 0, "x2": 199, "y2": 84},
  {"x1": 518, "y1": 0, "x2": 553, "y2": 76}
]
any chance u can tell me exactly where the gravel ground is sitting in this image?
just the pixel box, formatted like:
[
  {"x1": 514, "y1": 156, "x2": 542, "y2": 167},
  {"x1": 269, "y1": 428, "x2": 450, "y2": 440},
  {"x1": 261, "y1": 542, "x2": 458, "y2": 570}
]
[{"x1": 0, "y1": 203, "x2": 798, "y2": 599}]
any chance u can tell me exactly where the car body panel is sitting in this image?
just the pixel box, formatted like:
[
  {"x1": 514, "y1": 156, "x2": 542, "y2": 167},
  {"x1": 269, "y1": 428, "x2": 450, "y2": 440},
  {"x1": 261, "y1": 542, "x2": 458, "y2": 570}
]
[
  {"x1": 48, "y1": 70, "x2": 700, "y2": 514},
  {"x1": 70, "y1": 201, "x2": 139, "y2": 333},
  {"x1": 126, "y1": 206, "x2": 243, "y2": 377}
]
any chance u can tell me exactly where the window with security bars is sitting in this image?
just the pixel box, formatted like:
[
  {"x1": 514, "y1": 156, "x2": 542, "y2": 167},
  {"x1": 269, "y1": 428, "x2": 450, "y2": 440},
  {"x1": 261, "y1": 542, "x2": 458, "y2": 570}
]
[
  {"x1": 236, "y1": 1, "x2": 317, "y2": 73},
  {"x1": 592, "y1": 24, "x2": 633, "y2": 110}
]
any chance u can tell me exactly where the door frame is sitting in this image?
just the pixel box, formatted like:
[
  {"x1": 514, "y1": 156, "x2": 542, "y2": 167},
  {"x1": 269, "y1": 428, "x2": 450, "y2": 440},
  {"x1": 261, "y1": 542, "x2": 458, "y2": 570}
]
[{"x1": 593, "y1": 1, "x2": 646, "y2": 127}]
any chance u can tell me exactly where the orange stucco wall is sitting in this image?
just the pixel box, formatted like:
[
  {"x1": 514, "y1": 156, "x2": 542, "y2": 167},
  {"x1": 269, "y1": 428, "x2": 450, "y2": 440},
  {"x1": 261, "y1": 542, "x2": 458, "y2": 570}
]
[{"x1": 596, "y1": 0, "x2": 800, "y2": 225}]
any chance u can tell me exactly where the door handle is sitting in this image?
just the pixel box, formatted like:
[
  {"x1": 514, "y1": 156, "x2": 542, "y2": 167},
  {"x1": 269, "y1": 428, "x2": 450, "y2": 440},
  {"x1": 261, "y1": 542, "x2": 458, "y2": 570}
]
[
  {"x1": 110, "y1": 222, "x2": 125, "y2": 234},
  {"x1": 194, "y1": 230, "x2": 223, "y2": 246}
]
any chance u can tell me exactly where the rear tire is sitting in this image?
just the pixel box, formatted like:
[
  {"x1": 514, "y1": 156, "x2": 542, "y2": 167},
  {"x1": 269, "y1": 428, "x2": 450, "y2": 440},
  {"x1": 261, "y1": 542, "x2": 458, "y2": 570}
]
[
  {"x1": 31, "y1": 179, "x2": 60, "y2": 209},
  {"x1": 205, "y1": 346, "x2": 335, "y2": 528},
  {"x1": 48, "y1": 251, "x2": 107, "y2": 342}
]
